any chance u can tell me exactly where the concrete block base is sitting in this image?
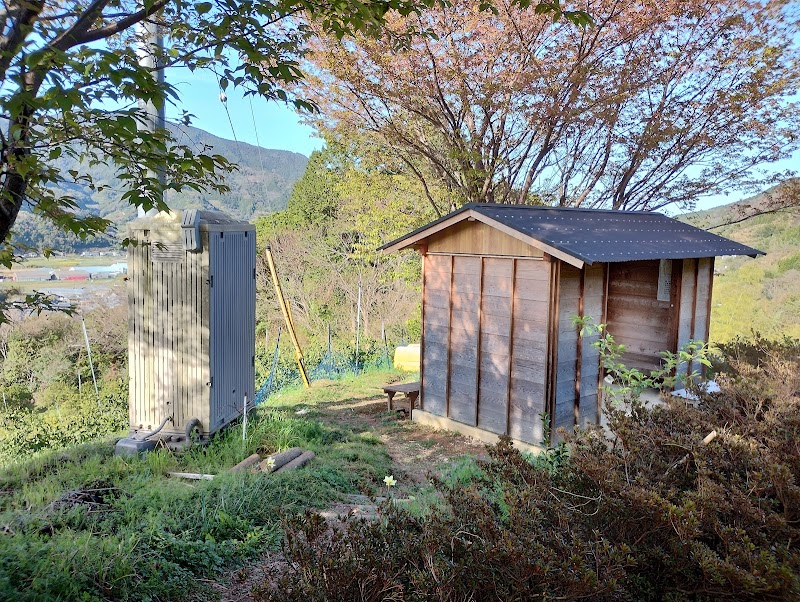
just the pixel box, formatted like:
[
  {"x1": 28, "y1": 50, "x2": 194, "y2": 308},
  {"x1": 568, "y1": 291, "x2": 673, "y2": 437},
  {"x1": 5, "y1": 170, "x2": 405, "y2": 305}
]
[
  {"x1": 114, "y1": 437, "x2": 156, "y2": 456},
  {"x1": 411, "y1": 409, "x2": 545, "y2": 455}
]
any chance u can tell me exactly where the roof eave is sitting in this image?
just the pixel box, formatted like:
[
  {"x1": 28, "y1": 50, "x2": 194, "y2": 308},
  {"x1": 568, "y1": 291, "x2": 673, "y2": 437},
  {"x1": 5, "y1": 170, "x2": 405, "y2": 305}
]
[{"x1": 380, "y1": 206, "x2": 586, "y2": 269}]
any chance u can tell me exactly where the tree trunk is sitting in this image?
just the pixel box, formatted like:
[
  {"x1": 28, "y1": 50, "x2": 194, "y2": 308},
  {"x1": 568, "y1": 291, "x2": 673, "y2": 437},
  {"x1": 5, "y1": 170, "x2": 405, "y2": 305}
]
[
  {"x1": 0, "y1": 71, "x2": 42, "y2": 244},
  {"x1": 0, "y1": 167, "x2": 28, "y2": 244}
]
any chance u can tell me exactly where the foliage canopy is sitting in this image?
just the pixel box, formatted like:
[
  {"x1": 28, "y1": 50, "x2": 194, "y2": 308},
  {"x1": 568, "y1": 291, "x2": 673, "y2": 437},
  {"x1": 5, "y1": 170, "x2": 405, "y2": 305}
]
[
  {"x1": 294, "y1": 0, "x2": 800, "y2": 214},
  {"x1": 0, "y1": 0, "x2": 584, "y2": 276}
]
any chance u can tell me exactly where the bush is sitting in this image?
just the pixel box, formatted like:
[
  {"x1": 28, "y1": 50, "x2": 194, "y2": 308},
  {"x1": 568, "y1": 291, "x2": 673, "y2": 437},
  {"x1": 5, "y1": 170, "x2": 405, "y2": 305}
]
[
  {"x1": 0, "y1": 378, "x2": 128, "y2": 465},
  {"x1": 260, "y1": 351, "x2": 800, "y2": 602}
]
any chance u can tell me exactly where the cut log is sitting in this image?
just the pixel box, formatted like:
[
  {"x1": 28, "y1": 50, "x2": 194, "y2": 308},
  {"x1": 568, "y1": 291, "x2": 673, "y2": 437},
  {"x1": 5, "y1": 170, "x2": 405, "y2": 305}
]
[
  {"x1": 259, "y1": 447, "x2": 303, "y2": 473},
  {"x1": 229, "y1": 453, "x2": 261, "y2": 473},
  {"x1": 168, "y1": 472, "x2": 215, "y2": 481},
  {"x1": 274, "y1": 451, "x2": 315, "y2": 473}
]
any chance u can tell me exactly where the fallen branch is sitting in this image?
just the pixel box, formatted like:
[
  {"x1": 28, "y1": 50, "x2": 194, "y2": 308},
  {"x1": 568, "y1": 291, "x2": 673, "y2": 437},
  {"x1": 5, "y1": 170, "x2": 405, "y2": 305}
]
[{"x1": 663, "y1": 430, "x2": 717, "y2": 477}]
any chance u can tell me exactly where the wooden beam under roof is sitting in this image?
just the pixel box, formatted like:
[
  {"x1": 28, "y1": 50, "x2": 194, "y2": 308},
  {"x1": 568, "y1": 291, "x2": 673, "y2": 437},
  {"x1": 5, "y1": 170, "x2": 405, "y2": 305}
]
[{"x1": 382, "y1": 209, "x2": 585, "y2": 269}]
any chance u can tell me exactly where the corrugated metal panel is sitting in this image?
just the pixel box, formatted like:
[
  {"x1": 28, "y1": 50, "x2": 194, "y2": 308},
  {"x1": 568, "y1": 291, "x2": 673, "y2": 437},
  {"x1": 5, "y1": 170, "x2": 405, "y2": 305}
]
[
  {"x1": 209, "y1": 229, "x2": 256, "y2": 432},
  {"x1": 127, "y1": 212, "x2": 254, "y2": 439},
  {"x1": 382, "y1": 204, "x2": 764, "y2": 263}
]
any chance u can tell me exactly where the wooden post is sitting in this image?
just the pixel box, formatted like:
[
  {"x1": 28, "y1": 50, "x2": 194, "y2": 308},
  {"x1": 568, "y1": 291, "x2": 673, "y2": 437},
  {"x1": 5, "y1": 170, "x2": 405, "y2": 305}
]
[
  {"x1": 355, "y1": 280, "x2": 362, "y2": 373},
  {"x1": 265, "y1": 246, "x2": 310, "y2": 388}
]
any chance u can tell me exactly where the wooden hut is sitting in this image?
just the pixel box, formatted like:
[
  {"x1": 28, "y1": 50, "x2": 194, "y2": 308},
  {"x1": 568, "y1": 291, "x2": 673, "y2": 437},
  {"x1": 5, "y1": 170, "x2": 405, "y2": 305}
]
[{"x1": 382, "y1": 204, "x2": 763, "y2": 448}]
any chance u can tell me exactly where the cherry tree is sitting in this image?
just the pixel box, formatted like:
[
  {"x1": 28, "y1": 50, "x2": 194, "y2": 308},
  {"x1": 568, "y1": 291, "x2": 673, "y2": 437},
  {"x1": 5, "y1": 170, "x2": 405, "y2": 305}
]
[{"x1": 295, "y1": 0, "x2": 800, "y2": 214}]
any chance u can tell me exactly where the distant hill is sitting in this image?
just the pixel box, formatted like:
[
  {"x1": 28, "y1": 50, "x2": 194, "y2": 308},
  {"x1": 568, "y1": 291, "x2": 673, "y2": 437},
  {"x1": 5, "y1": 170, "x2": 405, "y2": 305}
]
[
  {"x1": 680, "y1": 180, "x2": 800, "y2": 342},
  {"x1": 48, "y1": 122, "x2": 308, "y2": 224},
  {"x1": 12, "y1": 122, "x2": 308, "y2": 252}
]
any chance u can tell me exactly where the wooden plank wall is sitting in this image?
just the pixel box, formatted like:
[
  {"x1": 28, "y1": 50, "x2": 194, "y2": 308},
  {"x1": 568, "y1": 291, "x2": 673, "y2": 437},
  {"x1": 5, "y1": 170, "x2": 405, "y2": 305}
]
[
  {"x1": 579, "y1": 264, "x2": 604, "y2": 427},
  {"x1": 477, "y1": 257, "x2": 513, "y2": 434},
  {"x1": 693, "y1": 257, "x2": 714, "y2": 366},
  {"x1": 553, "y1": 264, "x2": 580, "y2": 432},
  {"x1": 448, "y1": 256, "x2": 481, "y2": 424},
  {"x1": 676, "y1": 258, "x2": 697, "y2": 369},
  {"x1": 427, "y1": 221, "x2": 544, "y2": 257},
  {"x1": 508, "y1": 259, "x2": 550, "y2": 443},
  {"x1": 421, "y1": 254, "x2": 452, "y2": 416},
  {"x1": 676, "y1": 257, "x2": 715, "y2": 380},
  {"x1": 421, "y1": 254, "x2": 550, "y2": 444},
  {"x1": 606, "y1": 260, "x2": 675, "y2": 370}
]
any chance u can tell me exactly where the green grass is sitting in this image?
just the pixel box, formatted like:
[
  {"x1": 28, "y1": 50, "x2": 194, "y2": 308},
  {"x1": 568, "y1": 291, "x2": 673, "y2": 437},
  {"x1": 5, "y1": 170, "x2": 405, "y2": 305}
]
[
  {"x1": 0, "y1": 371, "x2": 403, "y2": 602},
  {"x1": 268, "y1": 367, "x2": 414, "y2": 409}
]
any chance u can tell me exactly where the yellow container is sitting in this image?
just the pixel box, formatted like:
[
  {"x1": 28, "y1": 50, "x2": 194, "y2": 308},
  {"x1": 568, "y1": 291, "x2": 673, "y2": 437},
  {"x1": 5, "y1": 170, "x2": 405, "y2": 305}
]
[{"x1": 393, "y1": 344, "x2": 421, "y2": 371}]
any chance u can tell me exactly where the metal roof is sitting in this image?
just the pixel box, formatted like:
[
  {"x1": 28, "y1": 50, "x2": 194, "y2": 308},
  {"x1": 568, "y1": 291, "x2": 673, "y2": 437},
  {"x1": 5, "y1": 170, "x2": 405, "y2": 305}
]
[{"x1": 381, "y1": 203, "x2": 764, "y2": 265}]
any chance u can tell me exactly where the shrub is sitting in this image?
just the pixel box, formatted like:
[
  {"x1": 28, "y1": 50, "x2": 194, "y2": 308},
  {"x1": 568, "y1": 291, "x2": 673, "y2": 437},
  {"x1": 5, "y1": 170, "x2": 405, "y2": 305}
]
[
  {"x1": 777, "y1": 252, "x2": 800, "y2": 274},
  {"x1": 0, "y1": 379, "x2": 128, "y2": 465},
  {"x1": 260, "y1": 351, "x2": 800, "y2": 602}
]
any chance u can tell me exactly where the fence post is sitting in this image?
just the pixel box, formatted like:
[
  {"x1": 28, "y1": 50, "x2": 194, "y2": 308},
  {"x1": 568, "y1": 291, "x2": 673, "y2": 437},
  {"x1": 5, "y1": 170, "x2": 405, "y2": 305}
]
[
  {"x1": 81, "y1": 317, "x2": 100, "y2": 407},
  {"x1": 355, "y1": 280, "x2": 362, "y2": 375},
  {"x1": 382, "y1": 320, "x2": 391, "y2": 368}
]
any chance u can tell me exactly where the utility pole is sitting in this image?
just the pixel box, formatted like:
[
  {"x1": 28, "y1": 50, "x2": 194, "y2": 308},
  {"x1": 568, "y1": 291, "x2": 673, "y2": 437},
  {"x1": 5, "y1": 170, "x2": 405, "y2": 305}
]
[{"x1": 137, "y1": 13, "x2": 165, "y2": 218}]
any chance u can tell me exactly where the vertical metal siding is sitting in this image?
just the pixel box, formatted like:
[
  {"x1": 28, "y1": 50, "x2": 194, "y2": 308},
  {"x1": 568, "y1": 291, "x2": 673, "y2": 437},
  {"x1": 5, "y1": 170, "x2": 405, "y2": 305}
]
[
  {"x1": 127, "y1": 216, "x2": 253, "y2": 439},
  {"x1": 209, "y1": 230, "x2": 256, "y2": 432}
]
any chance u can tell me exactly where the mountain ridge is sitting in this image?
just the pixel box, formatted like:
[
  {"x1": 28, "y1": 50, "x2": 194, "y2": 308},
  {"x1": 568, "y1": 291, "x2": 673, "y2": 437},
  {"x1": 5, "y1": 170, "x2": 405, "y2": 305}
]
[
  {"x1": 13, "y1": 122, "x2": 308, "y2": 252},
  {"x1": 679, "y1": 180, "x2": 800, "y2": 341},
  {"x1": 50, "y1": 121, "x2": 308, "y2": 224}
]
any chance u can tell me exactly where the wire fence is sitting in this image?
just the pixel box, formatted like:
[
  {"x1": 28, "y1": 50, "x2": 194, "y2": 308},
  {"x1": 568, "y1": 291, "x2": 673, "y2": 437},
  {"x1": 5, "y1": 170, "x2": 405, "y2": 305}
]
[{"x1": 254, "y1": 323, "x2": 411, "y2": 405}]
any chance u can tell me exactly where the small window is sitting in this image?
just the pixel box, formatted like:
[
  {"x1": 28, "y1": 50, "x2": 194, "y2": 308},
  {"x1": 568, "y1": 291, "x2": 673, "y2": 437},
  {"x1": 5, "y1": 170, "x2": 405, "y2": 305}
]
[{"x1": 657, "y1": 259, "x2": 672, "y2": 302}]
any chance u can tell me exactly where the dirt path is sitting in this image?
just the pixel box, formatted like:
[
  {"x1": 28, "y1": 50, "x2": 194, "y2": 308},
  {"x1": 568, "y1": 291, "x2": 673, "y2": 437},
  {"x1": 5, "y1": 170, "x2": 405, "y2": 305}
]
[
  {"x1": 212, "y1": 393, "x2": 487, "y2": 602},
  {"x1": 325, "y1": 395, "x2": 487, "y2": 485}
]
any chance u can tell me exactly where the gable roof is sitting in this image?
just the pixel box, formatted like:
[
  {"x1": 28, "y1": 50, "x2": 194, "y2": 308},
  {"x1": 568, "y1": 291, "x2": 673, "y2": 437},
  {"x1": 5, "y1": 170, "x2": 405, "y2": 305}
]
[{"x1": 380, "y1": 204, "x2": 764, "y2": 267}]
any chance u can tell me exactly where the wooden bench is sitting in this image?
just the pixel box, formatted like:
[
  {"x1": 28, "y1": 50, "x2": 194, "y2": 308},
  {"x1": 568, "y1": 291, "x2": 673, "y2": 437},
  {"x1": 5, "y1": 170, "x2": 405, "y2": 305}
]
[{"x1": 383, "y1": 381, "x2": 420, "y2": 417}]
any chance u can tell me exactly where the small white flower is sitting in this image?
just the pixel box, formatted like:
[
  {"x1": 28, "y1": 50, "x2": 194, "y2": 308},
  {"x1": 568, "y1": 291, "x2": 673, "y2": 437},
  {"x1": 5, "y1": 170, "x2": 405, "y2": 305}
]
[
  {"x1": 265, "y1": 457, "x2": 276, "y2": 471},
  {"x1": 383, "y1": 475, "x2": 396, "y2": 487}
]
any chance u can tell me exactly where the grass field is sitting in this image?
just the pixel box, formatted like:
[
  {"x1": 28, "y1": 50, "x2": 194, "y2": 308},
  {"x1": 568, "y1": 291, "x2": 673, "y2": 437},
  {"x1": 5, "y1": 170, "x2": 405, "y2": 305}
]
[
  {"x1": 14, "y1": 254, "x2": 125, "y2": 269},
  {"x1": 0, "y1": 368, "x2": 472, "y2": 602}
]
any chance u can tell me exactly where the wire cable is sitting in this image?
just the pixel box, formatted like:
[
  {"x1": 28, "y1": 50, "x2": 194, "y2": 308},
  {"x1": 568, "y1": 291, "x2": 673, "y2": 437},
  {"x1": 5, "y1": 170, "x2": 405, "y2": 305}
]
[{"x1": 249, "y1": 96, "x2": 265, "y2": 172}]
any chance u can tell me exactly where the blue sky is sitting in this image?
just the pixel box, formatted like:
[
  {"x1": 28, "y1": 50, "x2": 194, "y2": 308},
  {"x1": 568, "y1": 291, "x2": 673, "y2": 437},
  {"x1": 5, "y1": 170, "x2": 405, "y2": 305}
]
[{"x1": 168, "y1": 68, "x2": 323, "y2": 157}]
